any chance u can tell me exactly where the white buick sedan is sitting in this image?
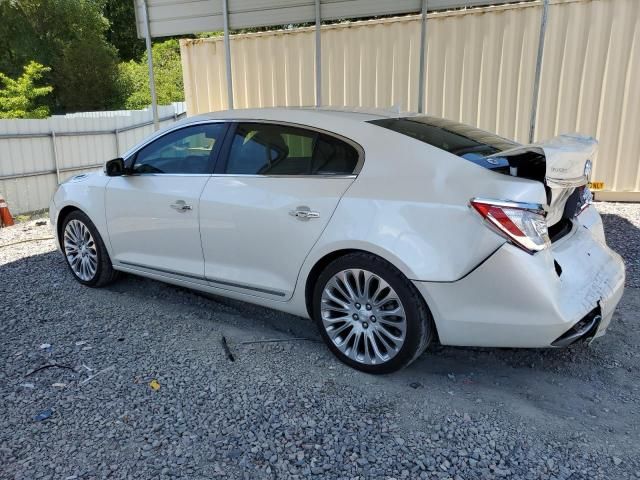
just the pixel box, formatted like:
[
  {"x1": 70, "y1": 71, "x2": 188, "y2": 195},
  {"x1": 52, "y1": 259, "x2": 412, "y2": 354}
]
[{"x1": 50, "y1": 108, "x2": 625, "y2": 373}]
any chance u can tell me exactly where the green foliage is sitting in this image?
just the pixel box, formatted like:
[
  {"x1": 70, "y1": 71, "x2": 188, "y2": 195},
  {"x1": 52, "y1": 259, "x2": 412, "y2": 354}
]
[
  {"x1": 118, "y1": 40, "x2": 184, "y2": 110},
  {"x1": 0, "y1": 1, "x2": 320, "y2": 114},
  {"x1": 0, "y1": 0, "x2": 122, "y2": 113},
  {"x1": 0, "y1": 1, "x2": 189, "y2": 113},
  {"x1": 104, "y1": 0, "x2": 145, "y2": 62},
  {"x1": 196, "y1": 32, "x2": 223, "y2": 38},
  {"x1": 0, "y1": 61, "x2": 53, "y2": 119},
  {"x1": 57, "y1": 35, "x2": 123, "y2": 111}
]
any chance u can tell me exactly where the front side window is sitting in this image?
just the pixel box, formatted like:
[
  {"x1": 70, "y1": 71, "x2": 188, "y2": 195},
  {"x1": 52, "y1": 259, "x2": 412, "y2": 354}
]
[
  {"x1": 132, "y1": 123, "x2": 225, "y2": 174},
  {"x1": 224, "y1": 123, "x2": 359, "y2": 176}
]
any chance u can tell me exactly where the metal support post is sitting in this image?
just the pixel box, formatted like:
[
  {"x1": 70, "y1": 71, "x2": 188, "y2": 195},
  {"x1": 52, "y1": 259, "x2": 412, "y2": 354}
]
[
  {"x1": 315, "y1": 0, "x2": 322, "y2": 107},
  {"x1": 222, "y1": 0, "x2": 234, "y2": 109},
  {"x1": 417, "y1": 0, "x2": 428, "y2": 114},
  {"x1": 529, "y1": 0, "x2": 550, "y2": 143},
  {"x1": 141, "y1": 0, "x2": 159, "y2": 130}
]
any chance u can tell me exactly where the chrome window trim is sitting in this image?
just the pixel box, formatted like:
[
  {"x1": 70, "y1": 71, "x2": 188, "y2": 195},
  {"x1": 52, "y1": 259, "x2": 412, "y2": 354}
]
[
  {"x1": 123, "y1": 118, "x2": 365, "y2": 176},
  {"x1": 111, "y1": 173, "x2": 356, "y2": 179},
  {"x1": 118, "y1": 173, "x2": 214, "y2": 178},
  {"x1": 209, "y1": 174, "x2": 357, "y2": 179}
]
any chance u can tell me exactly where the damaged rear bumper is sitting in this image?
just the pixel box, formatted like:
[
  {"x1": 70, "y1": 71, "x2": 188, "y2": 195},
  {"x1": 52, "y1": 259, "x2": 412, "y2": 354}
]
[
  {"x1": 414, "y1": 213, "x2": 625, "y2": 348},
  {"x1": 550, "y1": 307, "x2": 601, "y2": 347}
]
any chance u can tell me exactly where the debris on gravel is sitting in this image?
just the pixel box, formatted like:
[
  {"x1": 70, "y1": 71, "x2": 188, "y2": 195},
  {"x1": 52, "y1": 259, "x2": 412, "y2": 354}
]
[{"x1": 1, "y1": 205, "x2": 639, "y2": 479}]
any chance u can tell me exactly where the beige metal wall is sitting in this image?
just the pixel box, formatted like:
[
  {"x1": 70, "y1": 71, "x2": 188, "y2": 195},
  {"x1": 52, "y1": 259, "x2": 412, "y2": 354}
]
[
  {"x1": 536, "y1": 0, "x2": 640, "y2": 198},
  {"x1": 180, "y1": 0, "x2": 640, "y2": 199}
]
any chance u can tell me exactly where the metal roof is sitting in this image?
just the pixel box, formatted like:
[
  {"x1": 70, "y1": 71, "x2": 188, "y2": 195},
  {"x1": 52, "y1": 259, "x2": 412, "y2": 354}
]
[{"x1": 135, "y1": 0, "x2": 532, "y2": 38}]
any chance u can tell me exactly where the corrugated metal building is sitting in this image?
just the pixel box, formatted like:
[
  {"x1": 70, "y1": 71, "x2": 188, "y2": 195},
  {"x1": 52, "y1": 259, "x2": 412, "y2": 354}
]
[{"x1": 180, "y1": 0, "x2": 640, "y2": 200}]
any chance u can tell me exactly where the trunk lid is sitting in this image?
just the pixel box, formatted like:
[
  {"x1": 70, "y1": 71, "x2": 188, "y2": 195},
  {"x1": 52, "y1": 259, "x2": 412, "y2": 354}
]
[
  {"x1": 367, "y1": 117, "x2": 596, "y2": 228},
  {"x1": 487, "y1": 133, "x2": 597, "y2": 226}
]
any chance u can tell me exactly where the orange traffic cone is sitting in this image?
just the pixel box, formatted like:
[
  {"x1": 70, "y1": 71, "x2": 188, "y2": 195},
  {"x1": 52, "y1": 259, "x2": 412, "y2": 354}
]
[{"x1": 0, "y1": 194, "x2": 14, "y2": 227}]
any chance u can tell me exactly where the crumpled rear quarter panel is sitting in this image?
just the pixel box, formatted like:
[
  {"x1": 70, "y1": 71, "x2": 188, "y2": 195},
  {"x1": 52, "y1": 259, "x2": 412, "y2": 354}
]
[{"x1": 414, "y1": 221, "x2": 625, "y2": 347}]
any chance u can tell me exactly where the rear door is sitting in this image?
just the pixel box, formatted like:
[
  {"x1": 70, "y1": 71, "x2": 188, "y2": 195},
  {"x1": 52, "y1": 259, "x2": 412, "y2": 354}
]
[
  {"x1": 105, "y1": 122, "x2": 227, "y2": 278},
  {"x1": 199, "y1": 121, "x2": 362, "y2": 299}
]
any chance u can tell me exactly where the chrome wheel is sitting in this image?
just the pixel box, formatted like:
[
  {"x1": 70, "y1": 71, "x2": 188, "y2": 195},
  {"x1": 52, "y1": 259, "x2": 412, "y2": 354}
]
[
  {"x1": 63, "y1": 219, "x2": 98, "y2": 281},
  {"x1": 320, "y1": 269, "x2": 407, "y2": 365}
]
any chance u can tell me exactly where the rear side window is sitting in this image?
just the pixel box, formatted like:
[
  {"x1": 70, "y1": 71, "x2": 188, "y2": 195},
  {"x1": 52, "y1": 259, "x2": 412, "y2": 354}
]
[
  {"x1": 224, "y1": 122, "x2": 359, "y2": 176},
  {"x1": 313, "y1": 134, "x2": 360, "y2": 175},
  {"x1": 369, "y1": 117, "x2": 517, "y2": 159}
]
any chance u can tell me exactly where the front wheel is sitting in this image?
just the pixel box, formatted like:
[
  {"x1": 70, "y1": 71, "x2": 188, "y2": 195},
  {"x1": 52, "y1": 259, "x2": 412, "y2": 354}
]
[
  {"x1": 313, "y1": 252, "x2": 434, "y2": 374},
  {"x1": 61, "y1": 211, "x2": 118, "y2": 287}
]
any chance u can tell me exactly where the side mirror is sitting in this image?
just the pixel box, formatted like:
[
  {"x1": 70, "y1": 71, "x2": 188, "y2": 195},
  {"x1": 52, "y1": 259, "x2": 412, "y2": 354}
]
[{"x1": 105, "y1": 158, "x2": 126, "y2": 177}]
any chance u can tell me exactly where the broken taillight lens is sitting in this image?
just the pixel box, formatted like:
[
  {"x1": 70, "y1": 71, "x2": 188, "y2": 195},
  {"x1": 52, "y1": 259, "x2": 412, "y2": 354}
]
[{"x1": 470, "y1": 198, "x2": 551, "y2": 254}]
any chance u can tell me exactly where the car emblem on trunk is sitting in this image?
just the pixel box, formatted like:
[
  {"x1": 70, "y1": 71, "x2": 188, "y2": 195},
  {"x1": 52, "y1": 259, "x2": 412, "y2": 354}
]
[{"x1": 584, "y1": 159, "x2": 592, "y2": 179}]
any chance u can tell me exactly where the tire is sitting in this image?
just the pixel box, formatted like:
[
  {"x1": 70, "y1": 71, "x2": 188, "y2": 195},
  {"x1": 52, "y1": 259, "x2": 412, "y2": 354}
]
[
  {"x1": 312, "y1": 252, "x2": 433, "y2": 374},
  {"x1": 60, "y1": 210, "x2": 119, "y2": 287}
]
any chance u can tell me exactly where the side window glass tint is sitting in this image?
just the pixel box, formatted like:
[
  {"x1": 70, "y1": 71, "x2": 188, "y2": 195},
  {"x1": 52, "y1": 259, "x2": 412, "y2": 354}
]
[
  {"x1": 225, "y1": 123, "x2": 360, "y2": 176},
  {"x1": 312, "y1": 134, "x2": 359, "y2": 175},
  {"x1": 133, "y1": 123, "x2": 224, "y2": 174},
  {"x1": 225, "y1": 123, "x2": 316, "y2": 175}
]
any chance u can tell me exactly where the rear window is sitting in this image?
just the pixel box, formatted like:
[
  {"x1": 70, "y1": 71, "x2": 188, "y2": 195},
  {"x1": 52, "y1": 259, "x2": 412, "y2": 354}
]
[{"x1": 369, "y1": 116, "x2": 518, "y2": 160}]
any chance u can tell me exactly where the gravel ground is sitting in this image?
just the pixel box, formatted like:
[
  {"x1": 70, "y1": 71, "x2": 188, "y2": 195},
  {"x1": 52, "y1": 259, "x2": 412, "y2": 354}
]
[
  {"x1": 1, "y1": 203, "x2": 639, "y2": 480},
  {"x1": 597, "y1": 203, "x2": 640, "y2": 287}
]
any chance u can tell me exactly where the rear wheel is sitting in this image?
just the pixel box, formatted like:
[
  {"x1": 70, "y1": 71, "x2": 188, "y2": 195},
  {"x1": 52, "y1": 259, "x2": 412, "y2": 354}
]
[
  {"x1": 61, "y1": 211, "x2": 118, "y2": 287},
  {"x1": 313, "y1": 252, "x2": 433, "y2": 373}
]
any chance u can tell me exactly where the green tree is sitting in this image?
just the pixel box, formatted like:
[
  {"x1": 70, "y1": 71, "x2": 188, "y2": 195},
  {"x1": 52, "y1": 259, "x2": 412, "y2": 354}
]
[
  {"x1": 0, "y1": 0, "x2": 123, "y2": 112},
  {"x1": 104, "y1": 0, "x2": 145, "y2": 62},
  {"x1": 0, "y1": 61, "x2": 53, "y2": 118},
  {"x1": 118, "y1": 39, "x2": 184, "y2": 110},
  {"x1": 57, "y1": 35, "x2": 123, "y2": 111}
]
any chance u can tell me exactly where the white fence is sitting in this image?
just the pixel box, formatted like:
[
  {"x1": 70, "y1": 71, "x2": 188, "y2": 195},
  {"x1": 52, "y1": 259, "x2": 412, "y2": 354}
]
[{"x1": 0, "y1": 103, "x2": 186, "y2": 215}]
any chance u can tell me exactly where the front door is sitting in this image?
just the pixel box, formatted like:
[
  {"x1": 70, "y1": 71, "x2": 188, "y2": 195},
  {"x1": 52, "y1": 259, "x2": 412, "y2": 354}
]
[
  {"x1": 200, "y1": 121, "x2": 361, "y2": 299},
  {"x1": 105, "y1": 122, "x2": 227, "y2": 278}
]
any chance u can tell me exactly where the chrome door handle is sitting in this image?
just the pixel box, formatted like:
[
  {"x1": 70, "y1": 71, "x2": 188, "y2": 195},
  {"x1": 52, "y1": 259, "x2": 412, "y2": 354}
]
[
  {"x1": 289, "y1": 206, "x2": 320, "y2": 220},
  {"x1": 170, "y1": 200, "x2": 192, "y2": 212}
]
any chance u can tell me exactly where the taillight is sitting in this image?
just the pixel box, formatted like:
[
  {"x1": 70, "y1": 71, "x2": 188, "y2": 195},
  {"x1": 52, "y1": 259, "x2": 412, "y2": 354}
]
[{"x1": 470, "y1": 198, "x2": 550, "y2": 254}]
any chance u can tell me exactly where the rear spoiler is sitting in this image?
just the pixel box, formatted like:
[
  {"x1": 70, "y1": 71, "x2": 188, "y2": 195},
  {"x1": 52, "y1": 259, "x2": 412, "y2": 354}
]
[{"x1": 488, "y1": 133, "x2": 597, "y2": 188}]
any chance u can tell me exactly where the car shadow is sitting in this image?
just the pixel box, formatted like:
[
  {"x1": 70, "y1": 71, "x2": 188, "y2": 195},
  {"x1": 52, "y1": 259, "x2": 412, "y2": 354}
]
[{"x1": 600, "y1": 211, "x2": 639, "y2": 287}]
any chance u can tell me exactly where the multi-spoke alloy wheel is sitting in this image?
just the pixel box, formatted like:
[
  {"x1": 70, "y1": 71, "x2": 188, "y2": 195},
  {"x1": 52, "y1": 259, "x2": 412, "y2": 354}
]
[
  {"x1": 64, "y1": 219, "x2": 98, "y2": 281},
  {"x1": 314, "y1": 253, "x2": 433, "y2": 373},
  {"x1": 321, "y1": 268, "x2": 408, "y2": 365},
  {"x1": 60, "y1": 211, "x2": 118, "y2": 287}
]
